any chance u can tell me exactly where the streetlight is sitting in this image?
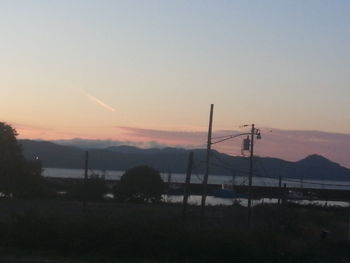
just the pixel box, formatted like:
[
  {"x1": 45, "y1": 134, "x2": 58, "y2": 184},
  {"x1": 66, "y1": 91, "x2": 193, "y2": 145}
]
[
  {"x1": 200, "y1": 104, "x2": 261, "y2": 229},
  {"x1": 247, "y1": 124, "x2": 261, "y2": 229},
  {"x1": 214, "y1": 124, "x2": 261, "y2": 229}
]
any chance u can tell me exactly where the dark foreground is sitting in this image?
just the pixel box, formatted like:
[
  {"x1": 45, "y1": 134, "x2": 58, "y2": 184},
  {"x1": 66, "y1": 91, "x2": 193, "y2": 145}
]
[{"x1": 0, "y1": 199, "x2": 349, "y2": 263}]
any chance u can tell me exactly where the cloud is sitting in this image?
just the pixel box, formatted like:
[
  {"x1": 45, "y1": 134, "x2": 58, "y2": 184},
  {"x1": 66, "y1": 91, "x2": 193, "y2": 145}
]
[
  {"x1": 83, "y1": 90, "x2": 116, "y2": 112},
  {"x1": 8, "y1": 122, "x2": 82, "y2": 140},
  {"x1": 53, "y1": 138, "x2": 170, "y2": 149},
  {"x1": 9, "y1": 122, "x2": 53, "y2": 132},
  {"x1": 257, "y1": 129, "x2": 350, "y2": 166},
  {"x1": 116, "y1": 126, "x2": 208, "y2": 146}
]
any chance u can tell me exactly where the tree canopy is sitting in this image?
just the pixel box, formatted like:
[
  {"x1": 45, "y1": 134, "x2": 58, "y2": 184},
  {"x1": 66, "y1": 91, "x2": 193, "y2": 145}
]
[
  {"x1": 114, "y1": 165, "x2": 164, "y2": 203},
  {"x1": 0, "y1": 122, "x2": 45, "y2": 197}
]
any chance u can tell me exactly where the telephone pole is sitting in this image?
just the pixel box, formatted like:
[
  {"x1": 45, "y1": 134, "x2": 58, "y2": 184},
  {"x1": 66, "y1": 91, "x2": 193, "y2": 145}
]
[
  {"x1": 83, "y1": 151, "x2": 89, "y2": 207},
  {"x1": 200, "y1": 104, "x2": 214, "y2": 225},
  {"x1": 198, "y1": 105, "x2": 261, "y2": 228},
  {"x1": 247, "y1": 124, "x2": 255, "y2": 229},
  {"x1": 182, "y1": 151, "x2": 194, "y2": 222}
]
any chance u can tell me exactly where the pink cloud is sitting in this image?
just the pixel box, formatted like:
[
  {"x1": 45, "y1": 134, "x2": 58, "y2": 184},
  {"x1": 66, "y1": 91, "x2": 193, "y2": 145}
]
[
  {"x1": 116, "y1": 126, "x2": 208, "y2": 146},
  {"x1": 8, "y1": 122, "x2": 86, "y2": 140}
]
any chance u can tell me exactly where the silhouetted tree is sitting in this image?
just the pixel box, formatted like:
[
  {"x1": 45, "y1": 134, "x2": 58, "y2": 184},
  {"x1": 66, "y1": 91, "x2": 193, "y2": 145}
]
[
  {"x1": 114, "y1": 165, "x2": 164, "y2": 203},
  {"x1": 0, "y1": 122, "x2": 46, "y2": 197},
  {"x1": 14, "y1": 160, "x2": 48, "y2": 198},
  {"x1": 0, "y1": 122, "x2": 24, "y2": 196}
]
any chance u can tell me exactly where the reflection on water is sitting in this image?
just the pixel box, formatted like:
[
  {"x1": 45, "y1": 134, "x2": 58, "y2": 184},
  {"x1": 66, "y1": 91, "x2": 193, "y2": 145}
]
[
  {"x1": 164, "y1": 195, "x2": 238, "y2": 206},
  {"x1": 163, "y1": 195, "x2": 350, "y2": 208}
]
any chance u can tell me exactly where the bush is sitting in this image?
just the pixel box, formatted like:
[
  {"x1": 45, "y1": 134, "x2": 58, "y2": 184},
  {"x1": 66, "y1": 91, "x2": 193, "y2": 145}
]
[
  {"x1": 68, "y1": 172, "x2": 107, "y2": 201},
  {"x1": 114, "y1": 165, "x2": 164, "y2": 203}
]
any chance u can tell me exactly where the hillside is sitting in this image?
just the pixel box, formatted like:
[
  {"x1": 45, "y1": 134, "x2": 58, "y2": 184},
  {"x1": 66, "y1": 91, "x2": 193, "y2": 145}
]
[{"x1": 19, "y1": 139, "x2": 350, "y2": 181}]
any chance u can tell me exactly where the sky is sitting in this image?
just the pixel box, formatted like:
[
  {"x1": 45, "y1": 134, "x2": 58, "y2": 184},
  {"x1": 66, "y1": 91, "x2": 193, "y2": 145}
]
[{"x1": 1, "y1": 1, "x2": 349, "y2": 166}]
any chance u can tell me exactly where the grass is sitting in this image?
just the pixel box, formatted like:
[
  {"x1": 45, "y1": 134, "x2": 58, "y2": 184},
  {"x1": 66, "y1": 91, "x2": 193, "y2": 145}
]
[{"x1": 0, "y1": 199, "x2": 349, "y2": 262}]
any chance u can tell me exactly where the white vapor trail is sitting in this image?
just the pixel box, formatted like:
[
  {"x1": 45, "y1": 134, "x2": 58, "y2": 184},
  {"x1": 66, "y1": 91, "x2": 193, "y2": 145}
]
[{"x1": 83, "y1": 91, "x2": 116, "y2": 112}]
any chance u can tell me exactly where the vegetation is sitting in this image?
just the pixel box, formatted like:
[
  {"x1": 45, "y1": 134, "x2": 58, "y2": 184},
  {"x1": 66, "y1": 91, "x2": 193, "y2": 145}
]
[
  {"x1": 67, "y1": 172, "x2": 107, "y2": 201},
  {"x1": 0, "y1": 200, "x2": 349, "y2": 263},
  {"x1": 114, "y1": 165, "x2": 164, "y2": 203},
  {"x1": 13, "y1": 160, "x2": 47, "y2": 198},
  {"x1": 0, "y1": 122, "x2": 46, "y2": 198}
]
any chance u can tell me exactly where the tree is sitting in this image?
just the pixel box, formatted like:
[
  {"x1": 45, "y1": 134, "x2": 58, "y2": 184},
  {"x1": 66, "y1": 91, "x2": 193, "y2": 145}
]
[
  {"x1": 14, "y1": 160, "x2": 48, "y2": 198},
  {"x1": 0, "y1": 122, "x2": 45, "y2": 197},
  {"x1": 114, "y1": 165, "x2": 164, "y2": 203},
  {"x1": 0, "y1": 122, "x2": 24, "y2": 196}
]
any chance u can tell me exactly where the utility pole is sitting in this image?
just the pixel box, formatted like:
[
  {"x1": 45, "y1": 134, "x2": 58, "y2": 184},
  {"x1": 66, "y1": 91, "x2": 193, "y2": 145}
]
[
  {"x1": 348, "y1": 213, "x2": 350, "y2": 242},
  {"x1": 200, "y1": 104, "x2": 214, "y2": 225},
  {"x1": 197, "y1": 107, "x2": 261, "y2": 228},
  {"x1": 83, "y1": 151, "x2": 89, "y2": 207},
  {"x1": 247, "y1": 124, "x2": 255, "y2": 230},
  {"x1": 278, "y1": 176, "x2": 282, "y2": 206},
  {"x1": 182, "y1": 151, "x2": 194, "y2": 222},
  {"x1": 167, "y1": 171, "x2": 172, "y2": 203}
]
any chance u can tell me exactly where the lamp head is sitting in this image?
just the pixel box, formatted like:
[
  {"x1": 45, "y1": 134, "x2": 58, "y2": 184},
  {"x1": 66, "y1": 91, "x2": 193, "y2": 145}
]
[{"x1": 256, "y1": 132, "x2": 262, "y2": 140}]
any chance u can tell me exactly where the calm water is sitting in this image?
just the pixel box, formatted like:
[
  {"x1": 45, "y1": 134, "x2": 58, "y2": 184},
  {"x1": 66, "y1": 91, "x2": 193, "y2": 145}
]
[
  {"x1": 43, "y1": 168, "x2": 350, "y2": 207},
  {"x1": 43, "y1": 167, "x2": 350, "y2": 190}
]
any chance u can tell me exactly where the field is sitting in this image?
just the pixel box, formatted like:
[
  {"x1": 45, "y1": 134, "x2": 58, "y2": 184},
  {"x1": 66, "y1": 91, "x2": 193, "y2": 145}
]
[{"x1": 0, "y1": 199, "x2": 349, "y2": 263}]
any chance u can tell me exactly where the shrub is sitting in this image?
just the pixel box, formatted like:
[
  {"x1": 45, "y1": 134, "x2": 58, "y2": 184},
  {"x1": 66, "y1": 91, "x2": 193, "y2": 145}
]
[
  {"x1": 114, "y1": 165, "x2": 164, "y2": 203},
  {"x1": 68, "y1": 172, "x2": 107, "y2": 201}
]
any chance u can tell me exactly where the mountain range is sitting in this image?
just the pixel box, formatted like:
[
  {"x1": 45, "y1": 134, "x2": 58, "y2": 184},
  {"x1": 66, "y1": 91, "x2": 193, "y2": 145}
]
[{"x1": 19, "y1": 139, "x2": 350, "y2": 181}]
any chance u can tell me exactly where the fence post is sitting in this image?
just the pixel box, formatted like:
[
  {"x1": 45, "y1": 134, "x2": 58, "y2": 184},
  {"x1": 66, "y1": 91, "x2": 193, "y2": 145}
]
[{"x1": 182, "y1": 152, "x2": 194, "y2": 222}]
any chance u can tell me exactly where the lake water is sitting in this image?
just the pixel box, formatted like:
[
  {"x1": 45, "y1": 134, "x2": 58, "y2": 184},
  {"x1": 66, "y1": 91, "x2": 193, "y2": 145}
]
[
  {"x1": 43, "y1": 168, "x2": 350, "y2": 207},
  {"x1": 43, "y1": 167, "x2": 350, "y2": 190}
]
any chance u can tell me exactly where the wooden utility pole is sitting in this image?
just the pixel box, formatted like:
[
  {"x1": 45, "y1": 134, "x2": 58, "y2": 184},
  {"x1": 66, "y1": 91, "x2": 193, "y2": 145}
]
[
  {"x1": 278, "y1": 176, "x2": 282, "y2": 206},
  {"x1": 200, "y1": 104, "x2": 214, "y2": 225},
  {"x1": 348, "y1": 213, "x2": 350, "y2": 242},
  {"x1": 167, "y1": 171, "x2": 172, "y2": 203},
  {"x1": 182, "y1": 151, "x2": 194, "y2": 222},
  {"x1": 83, "y1": 151, "x2": 89, "y2": 207},
  {"x1": 247, "y1": 124, "x2": 255, "y2": 230},
  {"x1": 282, "y1": 183, "x2": 287, "y2": 205}
]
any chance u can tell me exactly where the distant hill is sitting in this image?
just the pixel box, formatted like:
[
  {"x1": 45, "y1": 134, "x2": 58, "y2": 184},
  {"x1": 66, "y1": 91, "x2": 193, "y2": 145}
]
[{"x1": 19, "y1": 139, "x2": 350, "y2": 181}]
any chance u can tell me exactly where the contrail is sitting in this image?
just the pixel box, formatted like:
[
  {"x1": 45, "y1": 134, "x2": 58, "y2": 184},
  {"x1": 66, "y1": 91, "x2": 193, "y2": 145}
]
[{"x1": 83, "y1": 91, "x2": 116, "y2": 112}]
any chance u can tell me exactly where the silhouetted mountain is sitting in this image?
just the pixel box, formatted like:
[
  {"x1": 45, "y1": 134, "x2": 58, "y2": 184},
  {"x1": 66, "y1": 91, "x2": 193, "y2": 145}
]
[
  {"x1": 20, "y1": 140, "x2": 85, "y2": 168},
  {"x1": 297, "y1": 154, "x2": 340, "y2": 168},
  {"x1": 19, "y1": 140, "x2": 350, "y2": 181},
  {"x1": 107, "y1": 145, "x2": 144, "y2": 153},
  {"x1": 293, "y1": 154, "x2": 350, "y2": 181}
]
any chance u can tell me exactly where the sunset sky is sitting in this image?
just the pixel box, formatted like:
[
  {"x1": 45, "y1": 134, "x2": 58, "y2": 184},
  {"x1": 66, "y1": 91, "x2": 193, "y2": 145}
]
[{"x1": 1, "y1": 1, "x2": 349, "y2": 166}]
